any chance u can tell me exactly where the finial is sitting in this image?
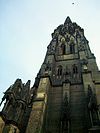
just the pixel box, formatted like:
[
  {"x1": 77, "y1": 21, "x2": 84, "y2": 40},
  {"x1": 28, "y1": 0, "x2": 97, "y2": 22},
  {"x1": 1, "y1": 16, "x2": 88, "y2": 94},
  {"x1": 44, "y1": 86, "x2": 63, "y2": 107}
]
[
  {"x1": 25, "y1": 80, "x2": 31, "y2": 88},
  {"x1": 64, "y1": 16, "x2": 72, "y2": 25},
  {"x1": 14, "y1": 79, "x2": 22, "y2": 84}
]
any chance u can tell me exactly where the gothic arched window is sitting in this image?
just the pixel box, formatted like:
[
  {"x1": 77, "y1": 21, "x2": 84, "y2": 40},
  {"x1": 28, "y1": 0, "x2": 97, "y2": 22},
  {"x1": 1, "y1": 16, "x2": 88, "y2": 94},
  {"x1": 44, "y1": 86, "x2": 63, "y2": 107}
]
[
  {"x1": 61, "y1": 43, "x2": 66, "y2": 55},
  {"x1": 57, "y1": 65, "x2": 62, "y2": 76},
  {"x1": 73, "y1": 64, "x2": 78, "y2": 74},
  {"x1": 70, "y1": 44, "x2": 75, "y2": 54}
]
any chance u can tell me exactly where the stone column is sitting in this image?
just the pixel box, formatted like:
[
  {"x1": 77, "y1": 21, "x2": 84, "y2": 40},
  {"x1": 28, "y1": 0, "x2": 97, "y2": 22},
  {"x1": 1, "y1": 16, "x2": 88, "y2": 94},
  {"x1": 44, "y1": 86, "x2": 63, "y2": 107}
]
[
  {"x1": 26, "y1": 77, "x2": 50, "y2": 133},
  {"x1": 82, "y1": 71, "x2": 94, "y2": 94},
  {"x1": 63, "y1": 83, "x2": 70, "y2": 102},
  {"x1": 62, "y1": 83, "x2": 70, "y2": 133}
]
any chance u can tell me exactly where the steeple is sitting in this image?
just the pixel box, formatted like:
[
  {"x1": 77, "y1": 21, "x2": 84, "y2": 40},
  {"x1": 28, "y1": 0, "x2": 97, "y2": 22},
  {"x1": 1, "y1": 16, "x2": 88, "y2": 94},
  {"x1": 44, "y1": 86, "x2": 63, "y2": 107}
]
[{"x1": 0, "y1": 17, "x2": 100, "y2": 133}]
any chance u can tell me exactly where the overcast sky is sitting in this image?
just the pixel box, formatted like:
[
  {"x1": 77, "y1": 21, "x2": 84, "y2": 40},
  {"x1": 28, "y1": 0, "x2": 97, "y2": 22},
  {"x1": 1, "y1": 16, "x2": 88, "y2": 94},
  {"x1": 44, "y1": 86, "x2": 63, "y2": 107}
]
[{"x1": 0, "y1": 0, "x2": 100, "y2": 109}]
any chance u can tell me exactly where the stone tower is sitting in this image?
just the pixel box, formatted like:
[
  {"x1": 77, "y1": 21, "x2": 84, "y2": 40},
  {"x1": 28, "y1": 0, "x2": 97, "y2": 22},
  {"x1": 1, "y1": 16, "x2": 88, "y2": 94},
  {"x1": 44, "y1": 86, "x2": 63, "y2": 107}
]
[{"x1": 0, "y1": 17, "x2": 100, "y2": 133}]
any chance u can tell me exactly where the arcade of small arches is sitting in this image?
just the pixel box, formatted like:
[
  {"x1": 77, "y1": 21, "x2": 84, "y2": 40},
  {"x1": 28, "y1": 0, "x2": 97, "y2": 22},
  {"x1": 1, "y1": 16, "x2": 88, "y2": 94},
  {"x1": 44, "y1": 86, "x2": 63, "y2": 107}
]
[
  {"x1": 57, "y1": 64, "x2": 78, "y2": 76},
  {"x1": 57, "y1": 41, "x2": 76, "y2": 55}
]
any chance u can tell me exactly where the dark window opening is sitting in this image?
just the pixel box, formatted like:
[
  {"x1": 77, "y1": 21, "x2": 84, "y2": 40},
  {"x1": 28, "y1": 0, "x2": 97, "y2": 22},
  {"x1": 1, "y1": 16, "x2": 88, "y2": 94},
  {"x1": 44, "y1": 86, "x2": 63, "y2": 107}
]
[
  {"x1": 73, "y1": 65, "x2": 78, "y2": 74},
  {"x1": 61, "y1": 44, "x2": 66, "y2": 55},
  {"x1": 57, "y1": 66, "x2": 62, "y2": 76},
  {"x1": 70, "y1": 44, "x2": 75, "y2": 54}
]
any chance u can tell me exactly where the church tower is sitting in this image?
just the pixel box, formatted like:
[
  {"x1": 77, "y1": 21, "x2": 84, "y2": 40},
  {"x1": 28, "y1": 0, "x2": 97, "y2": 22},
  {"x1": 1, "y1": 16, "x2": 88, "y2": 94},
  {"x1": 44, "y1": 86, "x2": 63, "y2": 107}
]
[{"x1": 0, "y1": 17, "x2": 100, "y2": 133}]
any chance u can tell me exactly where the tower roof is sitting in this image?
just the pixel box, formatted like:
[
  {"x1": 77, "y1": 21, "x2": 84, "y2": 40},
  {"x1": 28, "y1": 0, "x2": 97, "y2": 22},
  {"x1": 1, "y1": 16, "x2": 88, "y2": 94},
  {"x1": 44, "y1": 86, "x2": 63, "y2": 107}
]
[{"x1": 64, "y1": 16, "x2": 72, "y2": 24}]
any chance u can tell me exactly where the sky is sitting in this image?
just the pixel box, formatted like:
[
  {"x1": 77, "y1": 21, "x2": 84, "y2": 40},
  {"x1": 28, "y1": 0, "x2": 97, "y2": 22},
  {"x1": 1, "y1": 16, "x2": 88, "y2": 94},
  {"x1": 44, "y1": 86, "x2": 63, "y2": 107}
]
[{"x1": 0, "y1": 0, "x2": 100, "y2": 110}]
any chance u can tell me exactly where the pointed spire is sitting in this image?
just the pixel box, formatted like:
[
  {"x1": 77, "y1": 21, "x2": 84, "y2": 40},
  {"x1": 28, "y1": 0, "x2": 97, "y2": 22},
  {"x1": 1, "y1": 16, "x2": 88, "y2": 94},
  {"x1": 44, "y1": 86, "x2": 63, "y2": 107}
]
[
  {"x1": 21, "y1": 80, "x2": 31, "y2": 102},
  {"x1": 25, "y1": 80, "x2": 31, "y2": 88},
  {"x1": 23, "y1": 80, "x2": 30, "y2": 93},
  {"x1": 14, "y1": 78, "x2": 22, "y2": 84},
  {"x1": 64, "y1": 16, "x2": 72, "y2": 25}
]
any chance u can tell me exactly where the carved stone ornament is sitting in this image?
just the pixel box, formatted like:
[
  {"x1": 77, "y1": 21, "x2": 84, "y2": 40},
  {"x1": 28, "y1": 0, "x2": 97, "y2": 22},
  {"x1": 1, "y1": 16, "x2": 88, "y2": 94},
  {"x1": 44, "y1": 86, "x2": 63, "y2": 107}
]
[
  {"x1": 61, "y1": 37, "x2": 66, "y2": 43},
  {"x1": 78, "y1": 44, "x2": 85, "y2": 51}
]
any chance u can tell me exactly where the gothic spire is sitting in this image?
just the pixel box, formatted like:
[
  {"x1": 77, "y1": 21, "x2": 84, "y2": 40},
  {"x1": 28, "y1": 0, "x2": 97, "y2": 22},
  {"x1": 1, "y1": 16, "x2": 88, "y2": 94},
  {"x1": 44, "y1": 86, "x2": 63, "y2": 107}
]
[{"x1": 64, "y1": 16, "x2": 72, "y2": 25}]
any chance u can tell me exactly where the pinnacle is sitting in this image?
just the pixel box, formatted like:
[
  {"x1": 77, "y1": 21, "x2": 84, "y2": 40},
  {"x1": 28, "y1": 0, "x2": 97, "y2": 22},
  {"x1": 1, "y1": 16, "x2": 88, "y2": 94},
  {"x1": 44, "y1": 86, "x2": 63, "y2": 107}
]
[{"x1": 64, "y1": 16, "x2": 72, "y2": 24}]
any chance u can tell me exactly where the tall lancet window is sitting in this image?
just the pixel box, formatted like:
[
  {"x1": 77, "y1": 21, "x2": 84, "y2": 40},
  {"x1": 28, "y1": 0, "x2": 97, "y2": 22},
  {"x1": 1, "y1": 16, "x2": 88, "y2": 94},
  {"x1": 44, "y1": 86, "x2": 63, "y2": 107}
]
[
  {"x1": 73, "y1": 64, "x2": 78, "y2": 74},
  {"x1": 57, "y1": 65, "x2": 62, "y2": 76},
  {"x1": 61, "y1": 37, "x2": 66, "y2": 55},
  {"x1": 61, "y1": 43, "x2": 66, "y2": 55},
  {"x1": 70, "y1": 44, "x2": 75, "y2": 54}
]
